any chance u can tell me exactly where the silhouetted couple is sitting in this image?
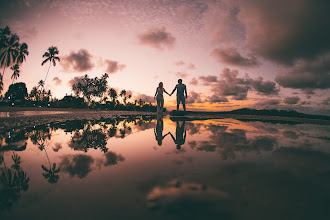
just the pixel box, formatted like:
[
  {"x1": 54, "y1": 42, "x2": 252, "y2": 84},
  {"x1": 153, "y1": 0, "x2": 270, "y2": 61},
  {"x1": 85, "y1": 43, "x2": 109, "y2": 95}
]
[
  {"x1": 154, "y1": 117, "x2": 186, "y2": 150},
  {"x1": 154, "y1": 79, "x2": 188, "y2": 114}
]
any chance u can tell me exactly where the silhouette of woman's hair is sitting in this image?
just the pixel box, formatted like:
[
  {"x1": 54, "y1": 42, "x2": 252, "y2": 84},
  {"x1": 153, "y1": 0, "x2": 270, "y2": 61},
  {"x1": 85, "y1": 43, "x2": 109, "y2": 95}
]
[{"x1": 159, "y1": 82, "x2": 163, "y2": 88}]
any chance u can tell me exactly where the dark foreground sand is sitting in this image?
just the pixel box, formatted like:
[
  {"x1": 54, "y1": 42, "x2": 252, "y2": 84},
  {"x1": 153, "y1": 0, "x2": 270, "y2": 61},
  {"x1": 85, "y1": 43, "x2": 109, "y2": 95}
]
[
  {"x1": 0, "y1": 107, "x2": 329, "y2": 132},
  {"x1": 0, "y1": 107, "x2": 157, "y2": 132}
]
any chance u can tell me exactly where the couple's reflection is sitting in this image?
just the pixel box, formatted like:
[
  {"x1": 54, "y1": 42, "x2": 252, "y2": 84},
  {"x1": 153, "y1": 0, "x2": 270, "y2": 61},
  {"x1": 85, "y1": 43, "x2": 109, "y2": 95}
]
[
  {"x1": 154, "y1": 115, "x2": 170, "y2": 146},
  {"x1": 154, "y1": 116, "x2": 186, "y2": 149},
  {"x1": 169, "y1": 121, "x2": 186, "y2": 149}
]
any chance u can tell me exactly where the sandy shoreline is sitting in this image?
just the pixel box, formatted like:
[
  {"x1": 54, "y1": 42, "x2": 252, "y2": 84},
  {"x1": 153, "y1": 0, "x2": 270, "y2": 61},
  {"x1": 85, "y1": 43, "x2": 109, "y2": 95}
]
[
  {"x1": 0, "y1": 107, "x2": 329, "y2": 132},
  {"x1": 0, "y1": 107, "x2": 158, "y2": 132}
]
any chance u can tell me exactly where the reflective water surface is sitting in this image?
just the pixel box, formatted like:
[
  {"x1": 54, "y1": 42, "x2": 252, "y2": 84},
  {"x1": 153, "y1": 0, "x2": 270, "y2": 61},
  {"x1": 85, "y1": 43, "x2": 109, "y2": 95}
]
[{"x1": 1, "y1": 116, "x2": 330, "y2": 220}]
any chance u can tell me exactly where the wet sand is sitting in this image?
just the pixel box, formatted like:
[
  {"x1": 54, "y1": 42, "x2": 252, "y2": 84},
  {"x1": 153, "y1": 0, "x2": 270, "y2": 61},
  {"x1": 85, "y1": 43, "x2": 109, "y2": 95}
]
[
  {"x1": 1, "y1": 107, "x2": 329, "y2": 132},
  {"x1": 0, "y1": 107, "x2": 157, "y2": 132}
]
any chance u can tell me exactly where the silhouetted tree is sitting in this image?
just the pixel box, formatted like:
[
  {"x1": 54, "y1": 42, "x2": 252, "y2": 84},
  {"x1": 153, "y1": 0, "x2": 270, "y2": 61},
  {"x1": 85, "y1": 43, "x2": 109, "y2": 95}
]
[
  {"x1": 4, "y1": 82, "x2": 28, "y2": 102},
  {"x1": 72, "y1": 73, "x2": 109, "y2": 105},
  {"x1": 0, "y1": 26, "x2": 29, "y2": 93},
  {"x1": 41, "y1": 46, "x2": 60, "y2": 84},
  {"x1": 0, "y1": 152, "x2": 30, "y2": 210},
  {"x1": 28, "y1": 81, "x2": 52, "y2": 105},
  {"x1": 10, "y1": 64, "x2": 19, "y2": 84}
]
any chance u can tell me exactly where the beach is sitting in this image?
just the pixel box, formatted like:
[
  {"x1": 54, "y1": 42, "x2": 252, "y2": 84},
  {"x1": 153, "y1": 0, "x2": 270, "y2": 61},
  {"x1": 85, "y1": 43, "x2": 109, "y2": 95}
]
[{"x1": 1, "y1": 106, "x2": 329, "y2": 133}]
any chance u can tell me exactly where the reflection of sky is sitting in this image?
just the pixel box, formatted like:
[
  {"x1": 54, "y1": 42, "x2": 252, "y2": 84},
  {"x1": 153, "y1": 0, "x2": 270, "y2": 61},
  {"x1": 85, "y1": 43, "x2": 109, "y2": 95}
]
[{"x1": 1, "y1": 118, "x2": 330, "y2": 219}]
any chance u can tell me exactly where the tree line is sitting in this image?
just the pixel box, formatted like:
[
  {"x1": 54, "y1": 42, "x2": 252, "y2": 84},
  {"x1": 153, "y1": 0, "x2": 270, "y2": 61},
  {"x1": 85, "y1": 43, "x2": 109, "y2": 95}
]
[{"x1": 0, "y1": 25, "x2": 156, "y2": 111}]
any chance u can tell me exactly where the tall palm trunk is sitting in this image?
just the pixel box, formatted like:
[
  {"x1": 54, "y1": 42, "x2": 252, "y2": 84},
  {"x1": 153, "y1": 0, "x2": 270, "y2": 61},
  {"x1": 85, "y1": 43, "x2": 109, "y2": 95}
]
[{"x1": 44, "y1": 62, "x2": 51, "y2": 84}]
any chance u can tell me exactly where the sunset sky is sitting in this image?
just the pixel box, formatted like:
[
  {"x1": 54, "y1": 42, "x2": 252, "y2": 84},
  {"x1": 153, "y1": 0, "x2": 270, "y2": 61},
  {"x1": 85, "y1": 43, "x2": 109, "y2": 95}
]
[{"x1": 1, "y1": 0, "x2": 329, "y2": 114}]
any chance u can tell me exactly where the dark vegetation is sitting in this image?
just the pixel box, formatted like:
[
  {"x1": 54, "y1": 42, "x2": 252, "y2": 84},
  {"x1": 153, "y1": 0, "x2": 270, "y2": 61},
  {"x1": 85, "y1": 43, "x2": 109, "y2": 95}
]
[{"x1": 0, "y1": 25, "x2": 157, "y2": 111}]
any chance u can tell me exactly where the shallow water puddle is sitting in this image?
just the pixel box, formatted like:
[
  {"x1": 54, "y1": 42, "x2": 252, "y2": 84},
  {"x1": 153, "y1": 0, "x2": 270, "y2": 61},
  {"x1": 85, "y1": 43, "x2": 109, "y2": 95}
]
[{"x1": 1, "y1": 117, "x2": 330, "y2": 220}]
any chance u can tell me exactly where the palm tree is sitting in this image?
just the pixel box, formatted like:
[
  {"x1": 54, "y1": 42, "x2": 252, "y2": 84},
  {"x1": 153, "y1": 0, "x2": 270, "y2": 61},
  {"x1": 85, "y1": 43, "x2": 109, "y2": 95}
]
[
  {"x1": 108, "y1": 88, "x2": 117, "y2": 102},
  {"x1": 38, "y1": 79, "x2": 44, "y2": 88},
  {"x1": 16, "y1": 42, "x2": 29, "y2": 64},
  {"x1": 10, "y1": 64, "x2": 20, "y2": 84},
  {"x1": 41, "y1": 46, "x2": 60, "y2": 84},
  {"x1": 0, "y1": 33, "x2": 19, "y2": 78},
  {"x1": 0, "y1": 26, "x2": 11, "y2": 48}
]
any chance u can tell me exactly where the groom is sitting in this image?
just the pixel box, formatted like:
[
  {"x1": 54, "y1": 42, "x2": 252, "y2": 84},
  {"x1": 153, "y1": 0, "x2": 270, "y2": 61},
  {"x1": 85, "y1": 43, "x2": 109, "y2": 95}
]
[{"x1": 171, "y1": 79, "x2": 187, "y2": 111}]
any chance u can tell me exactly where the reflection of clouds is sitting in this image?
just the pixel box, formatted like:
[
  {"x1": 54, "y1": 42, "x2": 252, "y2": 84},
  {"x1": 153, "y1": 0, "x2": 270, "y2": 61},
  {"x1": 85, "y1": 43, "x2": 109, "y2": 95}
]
[
  {"x1": 196, "y1": 141, "x2": 217, "y2": 152},
  {"x1": 60, "y1": 154, "x2": 94, "y2": 179},
  {"x1": 214, "y1": 158, "x2": 330, "y2": 220},
  {"x1": 188, "y1": 140, "x2": 197, "y2": 149},
  {"x1": 146, "y1": 179, "x2": 231, "y2": 219},
  {"x1": 273, "y1": 147, "x2": 330, "y2": 177},
  {"x1": 103, "y1": 152, "x2": 125, "y2": 166},
  {"x1": 52, "y1": 143, "x2": 62, "y2": 152},
  {"x1": 194, "y1": 126, "x2": 277, "y2": 159},
  {"x1": 283, "y1": 130, "x2": 299, "y2": 139},
  {"x1": 185, "y1": 122, "x2": 203, "y2": 135}
]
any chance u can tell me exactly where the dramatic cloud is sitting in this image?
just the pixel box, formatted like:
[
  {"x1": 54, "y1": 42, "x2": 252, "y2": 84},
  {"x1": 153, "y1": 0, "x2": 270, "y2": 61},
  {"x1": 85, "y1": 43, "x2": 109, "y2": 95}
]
[
  {"x1": 138, "y1": 27, "x2": 175, "y2": 50},
  {"x1": 207, "y1": 95, "x2": 228, "y2": 103},
  {"x1": 61, "y1": 49, "x2": 94, "y2": 72},
  {"x1": 60, "y1": 154, "x2": 94, "y2": 179},
  {"x1": 212, "y1": 68, "x2": 278, "y2": 100},
  {"x1": 321, "y1": 98, "x2": 330, "y2": 106},
  {"x1": 250, "y1": 76, "x2": 279, "y2": 95},
  {"x1": 212, "y1": 68, "x2": 279, "y2": 100},
  {"x1": 68, "y1": 76, "x2": 84, "y2": 87},
  {"x1": 284, "y1": 96, "x2": 300, "y2": 105},
  {"x1": 104, "y1": 59, "x2": 126, "y2": 74},
  {"x1": 52, "y1": 77, "x2": 62, "y2": 85},
  {"x1": 275, "y1": 54, "x2": 330, "y2": 92},
  {"x1": 186, "y1": 91, "x2": 202, "y2": 104},
  {"x1": 204, "y1": 0, "x2": 330, "y2": 92},
  {"x1": 211, "y1": 47, "x2": 259, "y2": 67},
  {"x1": 189, "y1": 77, "x2": 198, "y2": 86},
  {"x1": 212, "y1": 69, "x2": 250, "y2": 100},
  {"x1": 256, "y1": 99, "x2": 280, "y2": 107},
  {"x1": 199, "y1": 75, "x2": 218, "y2": 85},
  {"x1": 237, "y1": 0, "x2": 330, "y2": 65}
]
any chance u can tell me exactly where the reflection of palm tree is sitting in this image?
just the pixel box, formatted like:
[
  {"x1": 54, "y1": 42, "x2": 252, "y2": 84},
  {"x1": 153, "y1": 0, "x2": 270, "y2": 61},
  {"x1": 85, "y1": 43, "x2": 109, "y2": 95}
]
[
  {"x1": 169, "y1": 121, "x2": 187, "y2": 149},
  {"x1": 154, "y1": 116, "x2": 170, "y2": 146},
  {"x1": 41, "y1": 163, "x2": 60, "y2": 184},
  {"x1": 40, "y1": 142, "x2": 60, "y2": 184},
  {"x1": 0, "y1": 152, "x2": 30, "y2": 210},
  {"x1": 10, "y1": 64, "x2": 19, "y2": 84},
  {"x1": 41, "y1": 46, "x2": 60, "y2": 84},
  {"x1": 28, "y1": 127, "x2": 60, "y2": 183}
]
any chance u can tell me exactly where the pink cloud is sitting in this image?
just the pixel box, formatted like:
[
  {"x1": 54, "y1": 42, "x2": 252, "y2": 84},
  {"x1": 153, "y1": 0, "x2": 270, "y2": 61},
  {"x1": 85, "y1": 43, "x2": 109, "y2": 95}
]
[{"x1": 138, "y1": 27, "x2": 175, "y2": 50}]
